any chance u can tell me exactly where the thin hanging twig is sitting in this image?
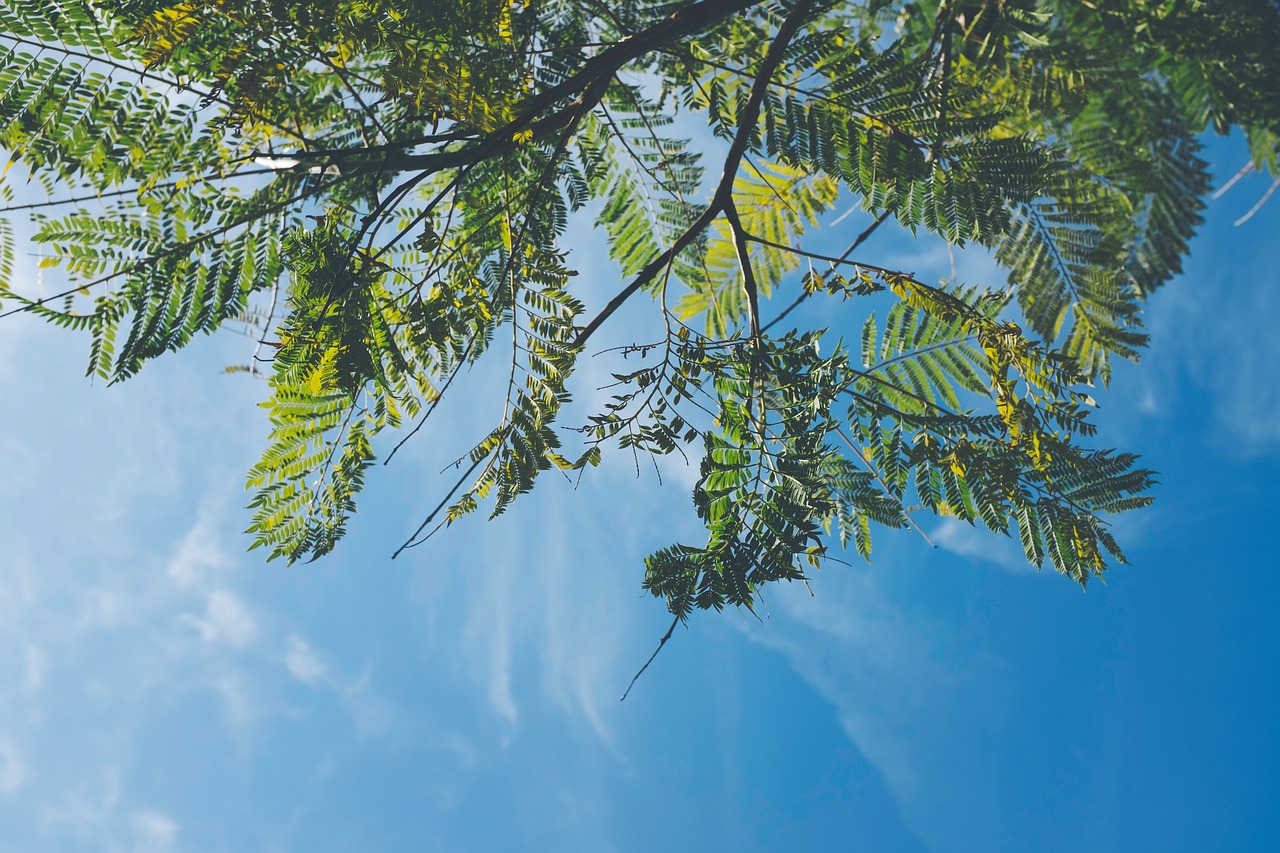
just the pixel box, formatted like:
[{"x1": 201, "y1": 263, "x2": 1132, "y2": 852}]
[
  {"x1": 620, "y1": 615, "x2": 681, "y2": 701},
  {"x1": 834, "y1": 426, "x2": 937, "y2": 549},
  {"x1": 1212, "y1": 161, "x2": 1254, "y2": 200},
  {"x1": 1234, "y1": 173, "x2": 1280, "y2": 226}
]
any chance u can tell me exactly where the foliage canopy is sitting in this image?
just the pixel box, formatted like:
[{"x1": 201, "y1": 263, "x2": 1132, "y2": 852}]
[{"x1": 3, "y1": 0, "x2": 1278, "y2": 624}]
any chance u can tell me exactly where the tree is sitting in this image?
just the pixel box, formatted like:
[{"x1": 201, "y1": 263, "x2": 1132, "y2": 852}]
[{"x1": 1, "y1": 0, "x2": 1277, "y2": 626}]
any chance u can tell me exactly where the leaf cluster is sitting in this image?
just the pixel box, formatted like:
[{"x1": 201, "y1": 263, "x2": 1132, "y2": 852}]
[{"x1": 1, "y1": 0, "x2": 1274, "y2": 627}]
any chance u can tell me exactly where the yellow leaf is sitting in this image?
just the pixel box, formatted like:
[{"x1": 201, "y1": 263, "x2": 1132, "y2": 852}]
[
  {"x1": 500, "y1": 218, "x2": 513, "y2": 254},
  {"x1": 497, "y1": 3, "x2": 514, "y2": 43}
]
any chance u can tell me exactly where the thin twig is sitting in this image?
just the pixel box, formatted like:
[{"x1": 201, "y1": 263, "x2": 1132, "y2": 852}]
[
  {"x1": 1212, "y1": 160, "x2": 1254, "y2": 200},
  {"x1": 759, "y1": 209, "x2": 892, "y2": 333},
  {"x1": 834, "y1": 426, "x2": 937, "y2": 548},
  {"x1": 573, "y1": 0, "x2": 818, "y2": 350},
  {"x1": 383, "y1": 342, "x2": 475, "y2": 465},
  {"x1": 391, "y1": 452, "x2": 489, "y2": 558},
  {"x1": 0, "y1": 163, "x2": 271, "y2": 213},
  {"x1": 0, "y1": 171, "x2": 351, "y2": 320},
  {"x1": 1234, "y1": 173, "x2": 1280, "y2": 226},
  {"x1": 620, "y1": 615, "x2": 681, "y2": 701},
  {"x1": 249, "y1": 274, "x2": 281, "y2": 377}
]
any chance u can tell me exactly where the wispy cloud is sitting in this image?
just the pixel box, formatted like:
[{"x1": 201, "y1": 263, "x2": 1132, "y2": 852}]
[
  {"x1": 39, "y1": 767, "x2": 121, "y2": 836},
  {"x1": 481, "y1": 562, "x2": 519, "y2": 727},
  {"x1": 445, "y1": 546, "x2": 521, "y2": 728},
  {"x1": 340, "y1": 666, "x2": 393, "y2": 739},
  {"x1": 932, "y1": 518, "x2": 1031, "y2": 573},
  {"x1": 284, "y1": 634, "x2": 327, "y2": 684},
  {"x1": 536, "y1": 515, "x2": 631, "y2": 755},
  {"x1": 212, "y1": 669, "x2": 255, "y2": 732},
  {"x1": 0, "y1": 555, "x2": 37, "y2": 627},
  {"x1": 166, "y1": 505, "x2": 233, "y2": 589},
  {"x1": 281, "y1": 633, "x2": 391, "y2": 737},
  {"x1": 1136, "y1": 199, "x2": 1280, "y2": 456},
  {"x1": 0, "y1": 739, "x2": 28, "y2": 795},
  {"x1": 741, "y1": 556, "x2": 1010, "y2": 849},
  {"x1": 131, "y1": 810, "x2": 179, "y2": 852},
  {"x1": 1207, "y1": 282, "x2": 1280, "y2": 451},
  {"x1": 23, "y1": 646, "x2": 46, "y2": 693},
  {"x1": 432, "y1": 490, "x2": 643, "y2": 752},
  {"x1": 0, "y1": 492, "x2": 268, "y2": 829},
  {"x1": 1, "y1": 313, "x2": 418, "y2": 846},
  {"x1": 182, "y1": 589, "x2": 258, "y2": 648}
]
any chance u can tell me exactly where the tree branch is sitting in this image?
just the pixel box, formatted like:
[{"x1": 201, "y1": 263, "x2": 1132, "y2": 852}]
[
  {"x1": 620, "y1": 615, "x2": 681, "y2": 701},
  {"x1": 272, "y1": 0, "x2": 768, "y2": 175},
  {"x1": 760, "y1": 209, "x2": 892, "y2": 333},
  {"x1": 723, "y1": 200, "x2": 761, "y2": 341},
  {"x1": 572, "y1": 0, "x2": 819, "y2": 350},
  {"x1": 834, "y1": 426, "x2": 937, "y2": 548}
]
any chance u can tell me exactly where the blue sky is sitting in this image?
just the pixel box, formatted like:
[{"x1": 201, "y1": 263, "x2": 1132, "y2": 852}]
[{"x1": 1, "y1": 132, "x2": 1278, "y2": 852}]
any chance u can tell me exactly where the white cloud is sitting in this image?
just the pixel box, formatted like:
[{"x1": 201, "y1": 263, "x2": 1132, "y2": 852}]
[
  {"x1": 0, "y1": 739, "x2": 28, "y2": 794},
  {"x1": 166, "y1": 506, "x2": 232, "y2": 589},
  {"x1": 184, "y1": 589, "x2": 257, "y2": 648},
  {"x1": 931, "y1": 518, "x2": 1031, "y2": 573},
  {"x1": 487, "y1": 611, "x2": 518, "y2": 726},
  {"x1": 281, "y1": 634, "x2": 391, "y2": 738},
  {"x1": 1136, "y1": 382, "x2": 1161, "y2": 416},
  {"x1": 1135, "y1": 197, "x2": 1280, "y2": 455},
  {"x1": 39, "y1": 768, "x2": 121, "y2": 837},
  {"x1": 131, "y1": 810, "x2": 179, "y2": 852},
  {"x1": 0, "y1": 555, "x2": 37, "y2": 626},
  {"x1": 742, "y1": 560, "x2": 1010, "y2": 850},
  {"x1": 535, "y1": 515, "x2": 631, "y2": 754},
  {"x1": 752, "y1": 571, "x2": 941, "y2": 756},
  {"x1": 1212, "y1": 309, "x2": 1280, "y2": 451},
  {"x1": 213, "y1": 670, "x2": 254, "y2": 731},
  {"x1": 78, "y1": 588, "x2": 128, "y2": 631},
  {"x1": 340, "y1": 667, "x2": 393, "y2": 739},
  {"x1": 438, "y1": 492, "x2": 641, "y2": 747},
  {"x1": 23, "y1": 645, "x2": 46, "y2": 693},
  {"x1": 462, "y1": 555, "x2": 519, "y2": 727},
  {"x1": 284, "y1": 634, "x2": 328, "y2": 684}
]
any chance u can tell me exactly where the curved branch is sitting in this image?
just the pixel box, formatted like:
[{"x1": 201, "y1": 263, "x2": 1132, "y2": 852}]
[
  {"x1": 723, "y1": 200, "x2": 761, "y2": 341},
  {"x1": 573, "y1": 0, "x2": 819, "y2": 350},
  {"x1": 270, "y1": 0, "x2": 769, "y2": 175}
]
